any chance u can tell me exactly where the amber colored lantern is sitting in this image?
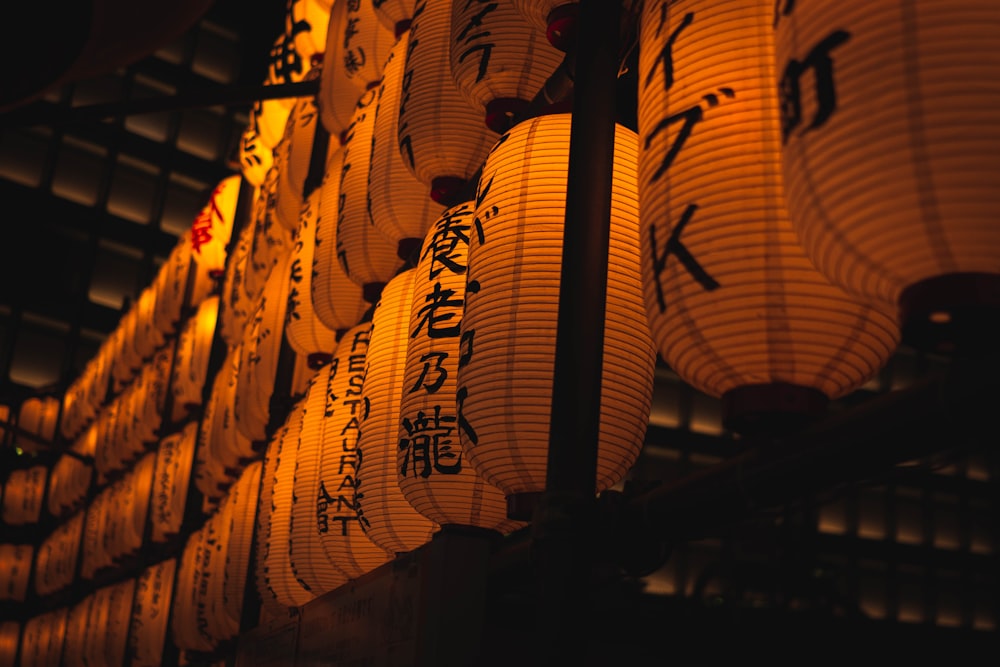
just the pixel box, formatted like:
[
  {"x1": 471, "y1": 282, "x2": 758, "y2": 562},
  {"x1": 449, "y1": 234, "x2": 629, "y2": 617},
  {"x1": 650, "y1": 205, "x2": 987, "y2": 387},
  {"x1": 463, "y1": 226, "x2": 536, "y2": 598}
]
[
  {"x1": 189, "y1": 174, "x2": 241, "y2": 308},
  {"x1": 318, "y1": 0, "x2": 396, "y2": 142},
  {"x1": 274, "y1": 89, "x2": 323, "y2": 232},
  {"x1": 285, "y1": 189, "x2": 340, "y2": 366},
  {"x1": 774, "y1": 2, "x2": 1000, "y2": 352},
  {"x1": 288, "y1": 368, "x2": 349, "y2": 596},
  {"x1": 244, "y1": 168, "x2": 292, "y2": 305},
  {"x1": 170, "y1": 295, "x2": 219, "y2": 422},
  {"x1": 133, "y1": 284, "x2": 164, "y2": 362},
  {"x1": 251, "y1": 30, "x2": 312, "y2": 150},
  {"x1": 511, "y1": 0, "x2": 580, "y2": 51},
  {"x1": 64, "y1": 597, "x2": 92, "y2": 667},
  {"x1": 238, "y1": 121, "x2": 275, "y2": 188},
  {"x1": 150, "y1": 423, "x2": 197, "y2": 544},
  {"x1": 367, "y1": 31, "x2": 444, "y2": 261},
  {"x1": 15, "y1": 395, "x2": 59, "y2": 454},
  {"x1": 288, "y1": 0, "x2": 331, "y2": 61},
  {"x1": 0, "y1": 544, "x2": 32, "y2": 602},
  {"x1": 336, "y1": 90, "x2": 406, "y2": 293},
  {"x1": 2, "y1": 465, "x2": 47, "y2": 526},
  {"x1": 129, "y1": 558, "x2": 176, "y2": 667},
  {"x1": 459, "y1": 113, "x2": 656, "y2": 518},
  {"x1": 395, "y1": 0, "x2": 500, "y2": 206},
  {"x1": 172, "y1": 528, "x2": 215, "y2": 653},
  {"x1": 154, "y1": 233, "x2": 193, "y2": 338},
  {"x1": 371, "y1": 0, "x2": 417, "y2": 37},
  {"x1": 356, "y1": 269, "x2": 437, "y2": 553},
  {"x1": 316, "y1": 322, "x2": 393, "y2": 578},
  {"x1": 219, "y1": 220, "x2": 255, "y2": 348},
  {"x1": 636, "y1": 0, "x2": 900, "y2": 432},
  {"x1": 235, "y1": 249, "x2": 294, "y2": 444},
  {"x1": 399, "y1": 202, "x2": 522, "y2": 533},
  {"x1": 312, "y1": 148, "x2": 369, "y2": 333},
  {"x1": 220, "y1": 461, "x2": 261, "y2": 632},
  {"x1": 449, "y1": 0, "x2": 564, "y2": 133},
  {"x1": 0, "y1": 621, "x2": 19, "y2": 667}
]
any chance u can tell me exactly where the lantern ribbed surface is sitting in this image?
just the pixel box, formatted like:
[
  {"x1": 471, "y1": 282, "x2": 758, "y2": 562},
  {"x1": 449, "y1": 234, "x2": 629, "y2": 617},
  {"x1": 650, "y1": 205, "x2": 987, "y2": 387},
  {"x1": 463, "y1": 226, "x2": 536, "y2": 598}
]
[
  {"x1": 367, "y1": 31, "x2": 443, "y2": 258},
  {"x1": 198, "y1": 353, "x2": 241, "y2": 497},
  {"x1": 459, "y1": 113, "x2": 656, "y2": 499},
  {"x1": 290, "y1": 368, "x2": 349, "y2": 595},
  {"x1": 337, "y1": 90, "x2": 406, "y2": 288},
  {"x1": 235, "y1": 250, "x2": 293, "y2": 443},
  {"x1": 220, "y1": 221, "x2": 255, "y2": 348},
  {"x1": 313, "y1": 148, "x2": 369, "y2": 331},
  {"x1": 319, "y1": 0, "x2": 396, "y2": 141},
  {"x1": 356, "y1": 269, "x2": 437, "y2": 554},
  {"x1": 245, "y1": 170, "x2": 292, "y2": 306},
  {"x1": 171, "y1": 295, "x2": 219, "y2": 422},
  {"x1": 775, "y1": 1, "x2": 1000, "y2": 308},
  {"x1": 637, "y1": 0, "x2": 899, "y2": 402},
  {"x1": 396, "y1": 0, "x2": 499, "y2": 199},
  {"x1": 239, "y1": 122, "x2": 275, "y2": 187},
  {"x1": 134, "y1": 285, "x2": 163, "y2": 361},
  {"x1": 372, "y1": 0, "x2": 417, "y2": 36},
  {"x1": 285, "y1": 189, "x2": 340, "y2": 359},
  {"x1": 173, "y1": 528, "x2": 214, "y2": 652},
  {"x1": 65, "y1": 598, "x2": 90, "y2": 667},
  {"x1": 221, "y1": 461, "x2": 261, "y2": 633},
  {"x1": 290, "y1": 0, "x2": 330, "y2": 60},
  {"x1": 155, "y1": 234, "x2": 193, "y2": 338},
  {"x1": 449, "y1": 0, "x2": 563, "y2": 131},
  {"x1": 274, "y1": 93, "x2": 320, "y2": 232},
  {"x1": 130, "y1": 558, "x2": 176, "y2": 667},
  {"x1": 316, "y1": 322, "x2": 393, "y2": 579},
  {"x1": 399, "y1": 202, "x2": 523, "y2": 532},
  {"x1": 151, "y1": 423, "x2": 196, "y2": 544}
]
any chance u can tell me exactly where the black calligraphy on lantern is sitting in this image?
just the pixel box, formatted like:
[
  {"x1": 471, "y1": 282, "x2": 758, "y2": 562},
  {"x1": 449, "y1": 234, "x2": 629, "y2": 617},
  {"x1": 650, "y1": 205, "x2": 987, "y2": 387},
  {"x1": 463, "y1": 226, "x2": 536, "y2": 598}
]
[
  {"x1": 269, "y1": 32, "x2": 303, "y2": 85},
  {"x1": 778, "y1": 30, "x2": 851, "y2": 143},
  {"x1": 455, "y1": 0, "x2": 499, "y2": 84},
  {"x1": 409, "y1": 351, "x2": 448, "y2": 395},
  {"x1": 399, "y1": 405, "x2": 462, "y2": 477},
  {"x1": 397, "y1": 1, "x2": 428, "y2": 170},
  {"x1": 421, "y1": 203, "x2": 475, "y2": 280},
  {"x1": 772, "y1": 0, "x2": 794, "y2": 27},
  {"x1": 412, "y1": 282, "x2": 463, "y2": 339}
]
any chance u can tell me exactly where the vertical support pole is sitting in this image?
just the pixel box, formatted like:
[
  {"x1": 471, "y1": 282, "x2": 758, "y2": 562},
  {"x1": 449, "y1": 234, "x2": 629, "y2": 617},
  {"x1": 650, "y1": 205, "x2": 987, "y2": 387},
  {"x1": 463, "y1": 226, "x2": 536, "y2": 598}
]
[{"x1": 533, "y1": 0, "x2": 621, "y2": 664}]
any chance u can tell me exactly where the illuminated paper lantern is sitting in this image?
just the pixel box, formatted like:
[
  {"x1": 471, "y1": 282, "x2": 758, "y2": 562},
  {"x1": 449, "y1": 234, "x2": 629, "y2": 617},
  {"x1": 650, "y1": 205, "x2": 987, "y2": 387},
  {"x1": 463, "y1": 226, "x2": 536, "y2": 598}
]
[
  {"x1": 221, "y1": 461, "x2": 261, "y2": 633},
  {"x1": 459, "y1": 113, "x2": 656, "y2": 517},
  {"x1": 284, "y1": 189, "x2": 340, "y2": 365},
  {"x1": 396, "y1": 0, "x2": 499, "y2": 205},
  {"x1": 238, "y1": 122, "x2": 275, "y2": 187},
  {"x1": 235, "y1": 250, "x2": 294, "y2": 443},
  {"x1": 274, "y1": 89, "x2": 323, "y2": 232},
  {"x1": 133, "y1": 284, "x2": 163, "y2": 361},
  {"x1": 154, "y1": 233, "x2": 193, "y2": 338},
  {"x1": 449, "y1": 0, "x2": 563, "y2": 133},
  {"x1": 2, "y1": 465, "x2": 47, "y2": 525},
  {"x1": 289, "y1": 368, "x2": 349, "y2": 596},
  {"x1": 774, "y1": 1, "x2": 1000, "y2": 350},
  {"x1": 372, "y1": 0, "x2": 417, "y2": 37},
  {"x1": 637, "y1": 0, "x2": 899, "y2": 430},
  {"x1": 356, "y1": 269, "x2": 437, "y2": 554},
  {"x1": 316, "y1": 322, "x2": 393, "y2": 578},
  {"x1": 171, "y1": 295, "x2": 219, "y2": 422},
  {"x1": 312, "y1": 148, "x2": 369, "y2": 332},
  {"x1": 399, "y1": 202, "x2": 521, "y2": 532},
  {"x1": 367, "y1": 31, "x2": 443, "y2": 260},
  {"x1": 189, "y1": 174, "x2": 241, "y2": 308},
  {"x1": 129, "y1": 558, "x2": 176, "y2": 667},
  {"x1": 150, "y1": 423, "x2": 197, "y2": 544},
  {"x1": 0, "y1": 621, "x2": 19, "y2": 667},
  {"x1": 15, "y1": 396, "x2": 59, "y2": 454},
  {"x1": 336, "y1": 90, "x2": 406, "y2": 290},
  {"x1": 0, "y1": 544, "x2": 33, "y2": 602},
  {"x1": 251, "y1": 30, "x2": 313, "y2": 150},
  {"x1": 512, "y1": 0, "x2": 579, "y2": 50},
  {"x1": 318, "y1": 0, "x2": 396, "y2": 141},
  {"x1": 289, "y1": 0, "x2": 331, "y2": 60},
  {"x1": 105, "y1": 578, "x2": 134, "y2": 667},
  {"x1": 64, "y1": 596, "x2": 92, "y2": 667},
  {"x1": 172, "y1": 528, "x2": 215, "y2": 652},
  {"x1": 244, "y1": 169, "x2": 292, "y2": 305},
  {"x1": 219, "y1": 220, "x2": 255, "y2": 348}
]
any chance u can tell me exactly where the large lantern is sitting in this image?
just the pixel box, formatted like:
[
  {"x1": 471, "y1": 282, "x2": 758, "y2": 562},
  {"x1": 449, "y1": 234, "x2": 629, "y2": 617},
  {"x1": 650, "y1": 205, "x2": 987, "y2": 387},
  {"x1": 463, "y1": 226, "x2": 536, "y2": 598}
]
[
  {"x1": 399, "y1": 202, "x2": 521, "y2": 533},
  {"x1": 356, "y1": 269, "x2": 437, "y2": 554},
  {"x1": 317, "y1": 322, "x2": 393, "y2": 579},
  {"x1": 459, "y1": 113, "x2": 656, "y2": 519},
  {"x1": 274, "y1": 90, "x2": 324, "y2": 233},
  {"x1": 395, "y1": 0, "x2": 499, "y2": 206},
  {"x1": 637, "y1": 0, "x2": 899, "y2": 432},
  {"x1": 774, "y1": 1, "x2": 1000, "y2": 352}
]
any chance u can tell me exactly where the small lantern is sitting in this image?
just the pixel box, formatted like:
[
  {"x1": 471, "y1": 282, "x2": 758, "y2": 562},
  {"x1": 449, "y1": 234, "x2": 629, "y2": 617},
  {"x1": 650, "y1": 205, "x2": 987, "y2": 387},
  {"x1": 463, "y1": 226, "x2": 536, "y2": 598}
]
[
  {"x1": 637, "y1": 0, "x2": 900, "y2": 432},
  {"x1": 395, "y1": 0, "x2": 500, "y2": 206},
  {"x1": 459, "y1": 113, "x2": 656, "y2": 519},
  {"x1": 189, "y1": 174, "x2": 241, "y2": 308},
  {"x1": 356, "y1": 269, "x2": 437, "y2": 554},
  {"x1": 399, "y1": 202, "x2": 522, "y2": 533},
  {"x1": 774, "y1": 0, "x2": 1000, "y2": 352},
  {"x1": 238, "y1": 122, "x2": 275, "y2": 188},
  {"x1": 274, "y1": 91, "x2": 322, "y2": 232},
  {"x1": 317, "y1": 322, "x2": 393, "y2": 579},
  {"x1": 244, "y1": 168, "x2": 292, "y2": 306},
  {"x1": 151, "y1": 423, "x2": 197, "y2": 544},
  {"x1": 0, "y1": 544, "x2": 32, "y2": 601},
  {"x1": 449, "y1": 0, "x2": 564, "y2": 133},
  {"x1": 367, "y1": 30, "x2": 444, "y2": 261},
  {"x1": 312, "y1": 148, "x2": 370, "y2": 333},
  {"x1": 221, "y1": 461, "x2": 261, "y2": 633},
  {"x1": 171, "y1": 295, "x2": 219, "y2": 421},
  {"x1": 155, "y1": 233, "x2": 193, "y2": 338},
  {"x1": 129, "y1": 559, "x2": 176, "y2": 667},
  {"x1": 172, "y1": 528, "x2": 215, "y2": 653},
  {"x1": 0, "y1": 622, "x2": 18, "y2": 667},
  {"x1": 219, "y1": 221, "x2": 255, "y2": 348}
]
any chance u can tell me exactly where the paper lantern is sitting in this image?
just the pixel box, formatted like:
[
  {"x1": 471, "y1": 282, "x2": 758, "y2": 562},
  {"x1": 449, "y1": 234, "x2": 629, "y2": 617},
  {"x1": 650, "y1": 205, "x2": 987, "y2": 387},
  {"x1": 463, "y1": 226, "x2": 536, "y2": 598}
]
[
  {"x1": 284, "y1": 189, "x2": 340, "y2": 365},
  {"x1": 367, "y1": 30, "x2": 444, "y2": 260},
  {"x1": 244, "y1": 169, "x2": 292, "y2": 306},
  {"x1": 288, "y1": 368, "x2": 348, "y2": 596},
  {"x1": 512, "y1": 0, "x2": 579, "y2": 51},
  {"x1": 198, "y1": 506, "x2": 232, "y2": 643},
  {"x1": 0, "y1": 622, "x2": 19, "y2": 667},
  {"x1": 172, "y1": 528, "x2": 215, "y2": 652},
  {"x1": 154, "y1": 233, "x2": 194, "y2": 339},
  {"x1": 129, "y1": 558, "x2": 176, "y2": 667},
  {"x1": 318, "y1": 0, "x2": 397, "y2": 142},
  {"x1": 250, "y1": 30, "x2": 313, "y2": 150},
  {"x1": 636, "y1": 0, "x2": 899, "y2": 431},
  {"x1": 356, "y1": 269, "x2": 437, "y2": 554},
  {"x1": 133, "y1": 284, "x2": 164, "y2": 362},
  {"x1": 396, "y1": 0, "x2": 500, "y2": 206},
  {"x1": 235, "y1": 249, "x2": 294, "y2": 443},
  {"x1": 238, "y1": 122, "x2": 275, "y2": 188},
  {"x1": 336, "y1": 89, "x2": 406, "y2": 290},
  {"x1": 105, "y1": 578, "x2": 135, "y2": 667},
  {"x1": 150, "y1": 423, "x2": 197, "y2": 544},
  {"x1": 312, "y1": 148, "x2": 369, "y2": 331},
  {"x1": 316, "y1": 322, "x2": 393, "y2": 578},
  {"x1": 189, "y1": 174, "x2": 241, "y2": 308},
  {"x1": 774, "y1": 1, "x2": 1000, "y2": 351},
  {"x1": 399, "y1": 202, "x2": 522, "y2": 533},
  {"x1": 274, "y1": 88, "x2": 324, "y2": 232},
  {"x1": 372, "y1": 0, "x2": 418, "y2": 37},
  {"x1": 459, "y1": 113, "x2": 656, "y2": 518},
  {"x1": 0, "y1": 544, "x2": 33, "y2": 602},
  {"x1": 221, "y1": 461, "x2": 261, "y2": 634},
  {"x1": 2, "y1": 465, "x2": 47, "y2": 525},
  {"x1": 64, "y1": 596, "x2": 92, "y2": 667},
  {"x1": 449, "y1": 0, "x2": 564, "y2": 133},
  {"x1": 219, "y1": 220, "x2": 255, "y2": 348},
  {"x1": 16, "y1": 395, "x2": 60, "y2": 453},
  {"x1": 288, "y1": 0, "x2": 331, "y2": 60},
  {"x1": 171, "y1": 295, "x2": 219, "y2": 422}
]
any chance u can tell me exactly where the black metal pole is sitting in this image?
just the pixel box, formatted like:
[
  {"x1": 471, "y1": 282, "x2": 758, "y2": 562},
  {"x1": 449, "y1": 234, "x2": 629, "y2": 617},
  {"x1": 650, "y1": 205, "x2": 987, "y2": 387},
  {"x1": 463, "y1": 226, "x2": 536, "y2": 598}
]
[{"x1": 532, "y1": 0, "x2": 622, "y2": 664}]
